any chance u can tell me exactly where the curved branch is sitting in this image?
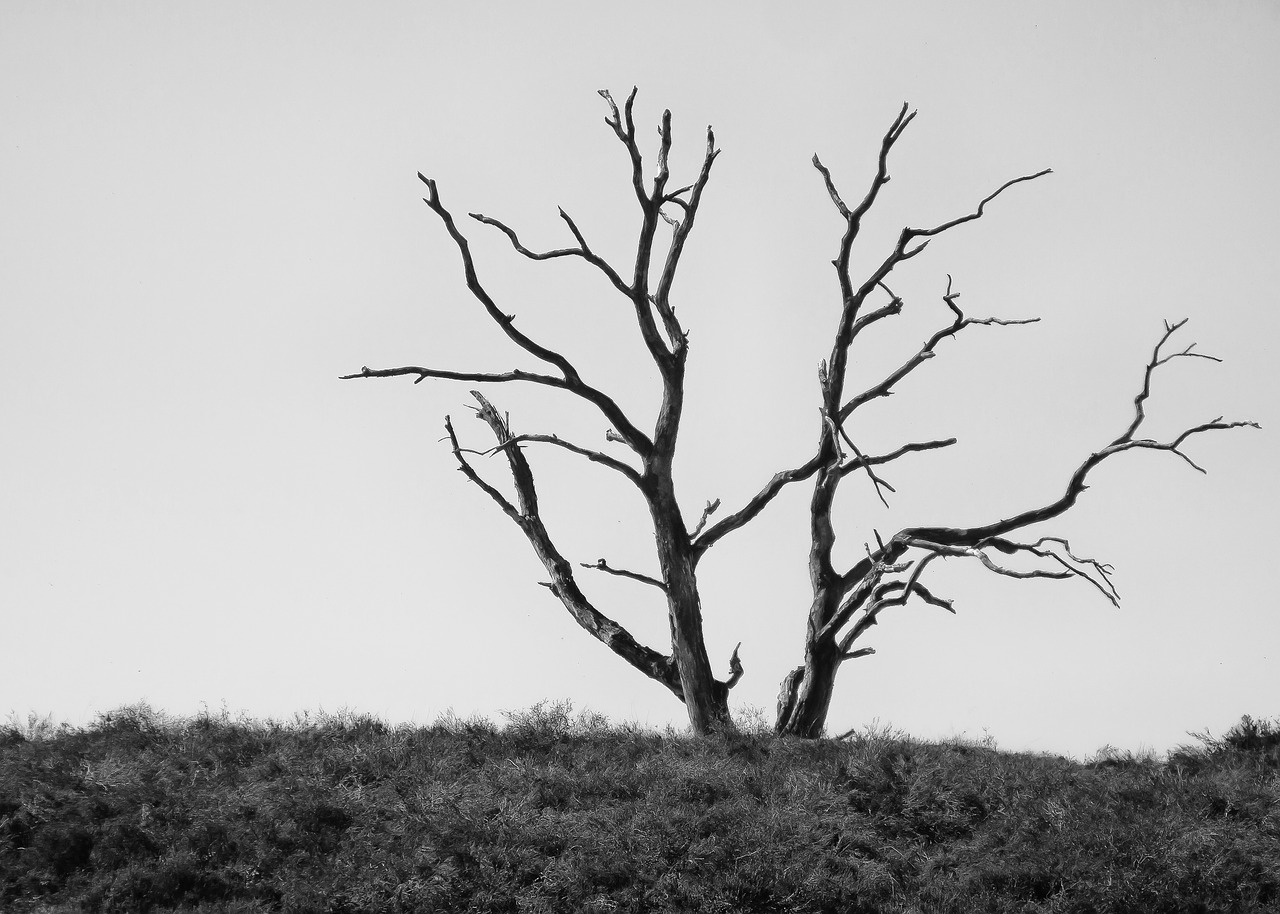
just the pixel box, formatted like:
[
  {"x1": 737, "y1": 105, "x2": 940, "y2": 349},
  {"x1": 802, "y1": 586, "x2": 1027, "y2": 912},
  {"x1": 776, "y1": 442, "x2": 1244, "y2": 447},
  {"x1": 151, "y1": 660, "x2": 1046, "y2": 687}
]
[
  {"x1": 909, "y1": 169, "x2": 1054, "y2": 239},
  {"x1": 469, "y1": 209, "x2": 633, "y2": 298},
  {"x1": 419, "y1": 174, "x2": 580, "y2": 380}
]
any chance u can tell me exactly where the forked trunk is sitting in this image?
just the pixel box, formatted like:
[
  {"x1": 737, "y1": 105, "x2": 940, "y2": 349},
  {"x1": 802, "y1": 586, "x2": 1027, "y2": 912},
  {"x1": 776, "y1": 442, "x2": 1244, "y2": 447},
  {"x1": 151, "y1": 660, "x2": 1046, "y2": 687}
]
[{"x1": 773, "y1": 641, "x2": 840, "y2": 738}]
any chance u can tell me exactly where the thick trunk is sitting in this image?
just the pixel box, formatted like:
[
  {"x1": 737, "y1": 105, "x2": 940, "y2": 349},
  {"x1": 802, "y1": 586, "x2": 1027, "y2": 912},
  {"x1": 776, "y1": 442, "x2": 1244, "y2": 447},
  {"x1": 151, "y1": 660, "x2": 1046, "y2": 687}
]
[
  {"x1": 774, "y1": 458, "x2": 845, "y2": 738},
  {"x1": 648, "y1": 470, "x2": 731, "y2": 734},
  {"x1": 773, "y1": 639, "x2": 840, "y2": 738},
  {"x1": 664, "y1": 552, "x2": 731, "y2": 733},
  {"x1": 645, "y1": 352, "x2": 733, "y2": 734}
]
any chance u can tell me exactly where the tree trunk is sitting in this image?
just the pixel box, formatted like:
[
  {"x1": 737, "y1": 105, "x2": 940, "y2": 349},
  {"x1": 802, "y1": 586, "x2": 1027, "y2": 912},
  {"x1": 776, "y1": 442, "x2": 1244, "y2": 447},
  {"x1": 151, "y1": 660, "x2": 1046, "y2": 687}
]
[
  {"x1": 647, "y1": 469, "x2": 731, "y2": 734},
  {"x1": 773, "y1": 640, "x2": 840, "y2": 738},
  {"x1": 663, "y1": 553, "x2": 731, "y2": 733}
]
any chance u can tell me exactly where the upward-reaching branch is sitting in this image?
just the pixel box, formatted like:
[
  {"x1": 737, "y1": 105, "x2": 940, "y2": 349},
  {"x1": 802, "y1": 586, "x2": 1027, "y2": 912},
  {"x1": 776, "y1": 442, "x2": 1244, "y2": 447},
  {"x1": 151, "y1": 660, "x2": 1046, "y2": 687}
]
[
  {"x1": 653, "y1": 125, "x2": 720, "y2": 351},
  {"x1": 599, "y1": 88, "x2": 646, "y2": 207},
  {"x1": 802, "y1": 112, "x2": 1052, "y2": 601},
  {"x1": 598, "y1": 89, "x2": 720, "y2": 379},
  {"x1": 815, "y1": 103, "x2": 917, "y2": 413},
  {"x1": 599, "y1": 89, "x2": 679, "y2": 372}
]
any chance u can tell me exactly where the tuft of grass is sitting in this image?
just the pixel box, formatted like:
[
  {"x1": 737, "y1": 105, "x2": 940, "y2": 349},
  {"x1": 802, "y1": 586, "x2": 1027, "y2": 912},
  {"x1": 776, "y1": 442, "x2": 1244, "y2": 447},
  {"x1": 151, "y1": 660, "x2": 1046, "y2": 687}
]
[
  {"x1": 1169, "y1": 714, "x2": 1280, "y2": 777},
  {"x1": 2, "y1": 707, "x2": 1278, "y2": 912}
]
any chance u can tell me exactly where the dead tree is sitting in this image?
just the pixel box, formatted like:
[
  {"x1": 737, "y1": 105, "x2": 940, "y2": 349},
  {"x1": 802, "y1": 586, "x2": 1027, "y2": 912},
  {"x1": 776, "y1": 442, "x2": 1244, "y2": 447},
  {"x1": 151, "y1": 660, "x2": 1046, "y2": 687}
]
[{"x1": 343, "y1": 90, "x2": 1257, "y2": 738}]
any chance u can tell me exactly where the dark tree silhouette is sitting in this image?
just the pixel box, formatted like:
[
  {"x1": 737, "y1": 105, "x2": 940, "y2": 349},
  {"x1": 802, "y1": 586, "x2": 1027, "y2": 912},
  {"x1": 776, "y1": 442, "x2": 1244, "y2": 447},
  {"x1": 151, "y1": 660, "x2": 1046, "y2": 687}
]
[{"x1": 344, "y1": 90, "x2": 1257, "y2": 737}]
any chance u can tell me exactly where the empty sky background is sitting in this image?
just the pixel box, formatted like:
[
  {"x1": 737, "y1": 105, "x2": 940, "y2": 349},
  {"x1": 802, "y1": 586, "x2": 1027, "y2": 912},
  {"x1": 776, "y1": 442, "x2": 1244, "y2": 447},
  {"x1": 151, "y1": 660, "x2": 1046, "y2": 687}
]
[{"x1": 3, "y1": 2, "x2": 1277, "y2": 757}]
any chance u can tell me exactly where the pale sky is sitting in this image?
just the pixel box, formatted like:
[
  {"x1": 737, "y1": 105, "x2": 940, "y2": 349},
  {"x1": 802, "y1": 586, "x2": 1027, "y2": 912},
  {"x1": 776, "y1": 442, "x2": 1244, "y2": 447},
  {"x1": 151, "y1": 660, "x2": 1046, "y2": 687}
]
[{"x1": 3, "y1": 1, "x2": 1277, "y2": 758}]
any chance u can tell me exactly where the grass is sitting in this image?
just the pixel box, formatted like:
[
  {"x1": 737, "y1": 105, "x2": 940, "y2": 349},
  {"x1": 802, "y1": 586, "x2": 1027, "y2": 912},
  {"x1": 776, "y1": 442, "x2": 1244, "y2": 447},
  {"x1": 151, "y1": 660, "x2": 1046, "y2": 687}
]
[{"x1": 2, "y1": 703, "x2": 1278, "y2": 913}]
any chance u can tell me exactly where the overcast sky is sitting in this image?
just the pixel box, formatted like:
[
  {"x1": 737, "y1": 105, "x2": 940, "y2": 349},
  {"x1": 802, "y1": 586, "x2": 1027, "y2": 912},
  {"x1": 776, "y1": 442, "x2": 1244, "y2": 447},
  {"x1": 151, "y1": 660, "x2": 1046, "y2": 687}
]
[{"x1": 3, "y1": 2, "x2": 1277, "y2": 757}]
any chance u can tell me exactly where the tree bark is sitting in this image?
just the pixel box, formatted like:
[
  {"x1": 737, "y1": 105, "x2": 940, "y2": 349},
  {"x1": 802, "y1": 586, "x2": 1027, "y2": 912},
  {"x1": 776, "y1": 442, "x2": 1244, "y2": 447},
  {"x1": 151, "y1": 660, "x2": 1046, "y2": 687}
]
[
  {"x1": 659, "y1": 542, "x2": 729, "y2": 731},
  {"x1": 774, "y1": 643, "x2": 840, "y2": 738},
  {"x1": 645, "y1": 344, "x2": 732, "y2": 733}
]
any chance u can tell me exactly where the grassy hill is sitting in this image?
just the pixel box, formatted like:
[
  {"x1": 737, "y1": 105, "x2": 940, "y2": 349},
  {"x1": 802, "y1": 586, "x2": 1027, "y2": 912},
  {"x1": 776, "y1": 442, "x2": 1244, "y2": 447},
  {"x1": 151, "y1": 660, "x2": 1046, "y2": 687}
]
[{"x1": 2, "y1": 702, "x2": 1277, "y2": 913}]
